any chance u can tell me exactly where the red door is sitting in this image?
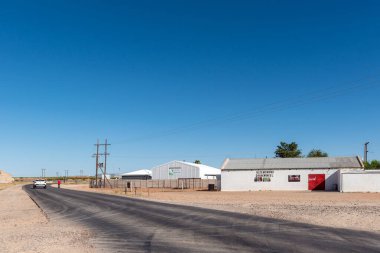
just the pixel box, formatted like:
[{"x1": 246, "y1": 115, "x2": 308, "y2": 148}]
[{"x1": 308, "y1": 174, "x2": 325, "y2": 190}]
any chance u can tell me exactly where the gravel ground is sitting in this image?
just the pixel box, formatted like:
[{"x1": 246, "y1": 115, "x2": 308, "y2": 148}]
[
  {"x1": 0, "y1": 185, "x2": 96, "y2": 253},
  {"x1": 143, "y1": 191, "x2": 380, "y2": 233},
  {"x1": 58, "y1": 184, "x2": 380, "y2": 233}
]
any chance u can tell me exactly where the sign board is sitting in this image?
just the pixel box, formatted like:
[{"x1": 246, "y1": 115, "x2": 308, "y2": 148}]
[
  {"x1": 254, "y1": 170, "x2": 274, "y2": 182},
  {"x1": 168, "y1": 167, "x2": 182, "y2": 177},
  {"x1": 288, "y1": 175, "x2": 301, "y2": 182}
]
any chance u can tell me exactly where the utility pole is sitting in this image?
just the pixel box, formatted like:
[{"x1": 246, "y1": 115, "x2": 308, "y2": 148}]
[
  {"x1": 64, "y1": 170, "x2": 69, "y2": 183},
  {"x1": 364, "y1": 142, "x2": 370, "y2": 163},
  {"x1": 93, "y1": 139, "x2": 111, "y2": 188},
  {"x1": 41, "y1": 168, "x2": 46, "y2": 178},
  {"x1": 94, "y1": 139, "x2": 100, "y2": 187},
  {"x1": 104, "y1": 139, "x2": 109, "y2": 188},
  {"x1": 80, "y1": 169, "x2": 83, "y2": 177}
]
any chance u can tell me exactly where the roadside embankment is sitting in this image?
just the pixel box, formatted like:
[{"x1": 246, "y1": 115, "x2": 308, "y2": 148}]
[{"x1": 0, "y1": 170, "x2": 14, "y2": 184}]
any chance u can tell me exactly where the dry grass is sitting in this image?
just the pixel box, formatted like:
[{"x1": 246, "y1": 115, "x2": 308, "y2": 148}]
[{"x1": 0, "y1": 182, "x2": 26, "y2": 191}]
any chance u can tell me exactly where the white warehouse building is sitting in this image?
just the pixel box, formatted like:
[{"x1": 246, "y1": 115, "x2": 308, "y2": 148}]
[
  {"x1": 221, "y1": 156, "x2": 364, "y2": 191},
  {"x1": 121, "y1": 169, "x2": 152, "y2": 180},
  {"x1": 151, "y1": 161, "x2": 221, "y2": 180}
]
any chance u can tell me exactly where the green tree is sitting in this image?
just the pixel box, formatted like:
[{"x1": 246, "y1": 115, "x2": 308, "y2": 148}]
[
  {"x1": 364, "y1": 160, "x2": 380, "y2": 169},
  {"x1": 307, "y1": 149, "x2": 328, "y2": 157},
  {"x1": 194, "y1": 160, "x2": 201, "y2": 164},
  {"x1": 275, "y1": 142, "x2": 302, "y2": 158}
]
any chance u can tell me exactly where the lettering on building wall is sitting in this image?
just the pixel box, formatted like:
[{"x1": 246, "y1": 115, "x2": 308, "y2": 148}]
[
  {"x1": 168, "y1": 167, "x2": 182, "y2": 177},
  {"x1": 288, "y1": 175, "x2": 301, "y2": 182},
  {"x1": 254, "y1": 170, "x2": 274, "y2": 182}
]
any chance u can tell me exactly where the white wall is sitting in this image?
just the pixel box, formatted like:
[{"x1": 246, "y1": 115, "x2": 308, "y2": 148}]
[
  {"x1": 221, "y1": 169, "x2": 341, "y2": 191},
  {"x1": 340, "y1": 172, "x2": 380, "y2": 192},
  {"x1": 151, "y1": 161, "x2": 200, "y2": 180}
]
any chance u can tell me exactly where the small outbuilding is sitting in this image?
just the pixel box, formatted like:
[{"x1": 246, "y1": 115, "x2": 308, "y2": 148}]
[
  {"x1": 340, "y1": 170, "x2": 380, "y2": 192},
  {"x1": 221, "y1": 156, "x2": 364, "y2": 191},
  {"x1": 121, "y1": 169, "x2": 152, "y2": 180},
  {"x1": 151, "y1": 161, "x2": 220, "y2": 180}
]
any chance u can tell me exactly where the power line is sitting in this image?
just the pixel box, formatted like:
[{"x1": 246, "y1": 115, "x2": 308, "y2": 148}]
[
  {"x1": 113, "y1": 77, "x2": 380, "y2": 144},
  {"x1": 110, "y1": 152, "x2": 269, "y2": 159}
]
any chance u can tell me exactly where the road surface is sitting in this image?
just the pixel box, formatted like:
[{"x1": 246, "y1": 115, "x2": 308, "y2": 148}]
[{"x1": 23, "y1": 185, "x2": 380, "y2": 253}]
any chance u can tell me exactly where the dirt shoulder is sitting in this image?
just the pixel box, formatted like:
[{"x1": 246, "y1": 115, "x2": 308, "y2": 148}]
[
  {"x1": 0, "y1": 185, "x2": 96, "y2": 253},
  {"x1": 58, "y1": 184, "x2": 380, "y2": 233},
  {"x1": 0, "y1": 182, "x2": 23, "y2": 191}
]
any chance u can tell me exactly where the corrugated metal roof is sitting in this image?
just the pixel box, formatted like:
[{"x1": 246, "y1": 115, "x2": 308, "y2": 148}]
[
  {"x1": 121, "y1": 169, "x2": 152, "y2": 176},
  {"x1": 222, "y1": 156, "x2": 363, "y2": 170},
  {"x1": 176, "y1": 161, "x2": 221, "y2": 175}
]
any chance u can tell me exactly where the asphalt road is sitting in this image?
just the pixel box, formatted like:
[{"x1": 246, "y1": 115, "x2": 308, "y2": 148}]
[{"x1": 23, "y1": 185, "x2": 380, "y2": 253}]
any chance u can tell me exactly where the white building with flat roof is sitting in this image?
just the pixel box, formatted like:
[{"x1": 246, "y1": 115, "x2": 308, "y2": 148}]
[{"x1": 340, "y1": 170, "x2": 380, "y2": 192}]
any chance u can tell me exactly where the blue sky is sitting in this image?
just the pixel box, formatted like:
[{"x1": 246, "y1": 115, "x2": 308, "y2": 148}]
[{"x1": 1, "y1": 0, "x2": 379, "y2": 177}]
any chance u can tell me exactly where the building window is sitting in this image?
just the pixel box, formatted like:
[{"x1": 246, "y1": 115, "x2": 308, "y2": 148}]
[{"x1": 288, "y1": 175, "x2": 300, "y2": 182}]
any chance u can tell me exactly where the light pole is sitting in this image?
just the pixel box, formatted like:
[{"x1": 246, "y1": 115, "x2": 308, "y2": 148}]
[
  {"x1": 64, "y1": 170, "x2": 69, "y2": 183},
  {"x1": 364, "y1": 142, "x2": 369, "y2": 163},
  {"x1": 41, "y1": 168, "x2": 46, "y2": 178}
]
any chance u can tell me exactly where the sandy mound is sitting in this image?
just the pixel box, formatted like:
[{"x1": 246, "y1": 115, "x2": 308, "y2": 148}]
[{"x1": 0, "y1": 170, "x2": 14, "y2": 184}]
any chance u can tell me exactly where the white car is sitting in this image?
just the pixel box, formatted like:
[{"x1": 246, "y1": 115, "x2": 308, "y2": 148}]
[{"x1": 33, "y1": 179, "x2": 47, "y2": 189}]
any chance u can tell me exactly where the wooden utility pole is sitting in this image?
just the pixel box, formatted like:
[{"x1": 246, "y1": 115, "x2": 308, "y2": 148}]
[
  {"x1": 64, "y1": 170, "x2": 69, "y2": 183},
  {"x1": 95, "y1": 139, "x2": 100, "y2": 187},
  {"x1": 104, "y1": 139, "x2": 109, "y2": 188},
  {"x1": 93, "y1": 139, "x2": 110, "y2": 188}
]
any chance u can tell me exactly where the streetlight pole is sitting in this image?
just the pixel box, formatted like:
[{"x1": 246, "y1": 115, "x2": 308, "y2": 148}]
[
  {"x1": 64, "y1": 170, "x2": 69, "y2": 183},
  {"x1": 364, "y1": 142, "x2": 369, "y2": 163}
]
